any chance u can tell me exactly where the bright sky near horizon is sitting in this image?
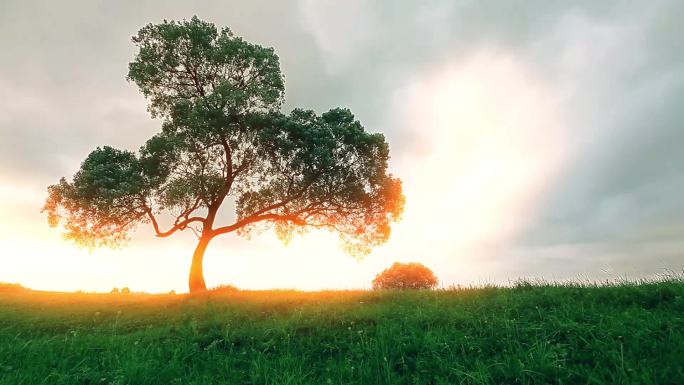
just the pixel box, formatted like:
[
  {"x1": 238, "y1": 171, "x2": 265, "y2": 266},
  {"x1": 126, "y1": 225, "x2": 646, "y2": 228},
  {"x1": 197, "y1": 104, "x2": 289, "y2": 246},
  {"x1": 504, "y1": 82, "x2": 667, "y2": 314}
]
[{"x1": 1, "y1": 1, "x2": 683, "y2": 293}]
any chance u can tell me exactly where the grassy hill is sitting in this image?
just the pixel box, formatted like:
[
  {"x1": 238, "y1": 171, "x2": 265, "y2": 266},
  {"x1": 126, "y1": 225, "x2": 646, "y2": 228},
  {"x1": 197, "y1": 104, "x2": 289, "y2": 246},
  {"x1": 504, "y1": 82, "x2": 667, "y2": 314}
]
[{"x1": 1, "y1": 279, "x2": 683, "y2": 384}]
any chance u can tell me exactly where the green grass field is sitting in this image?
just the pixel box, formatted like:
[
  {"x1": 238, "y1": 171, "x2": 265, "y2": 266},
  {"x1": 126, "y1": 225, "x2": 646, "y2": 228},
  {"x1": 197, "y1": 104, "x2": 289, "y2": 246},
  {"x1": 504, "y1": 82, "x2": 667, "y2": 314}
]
[{"x1": 1, "y1": 279, "x2": 683, "y2": 385}]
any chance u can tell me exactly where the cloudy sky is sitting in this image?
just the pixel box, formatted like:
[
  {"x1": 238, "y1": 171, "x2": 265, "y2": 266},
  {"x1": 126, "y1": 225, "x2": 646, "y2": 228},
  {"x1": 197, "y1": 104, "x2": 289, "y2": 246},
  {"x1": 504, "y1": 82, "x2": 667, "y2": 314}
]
[{"x1": 1, "y1": 0, "x2": 682, "y2": 292}]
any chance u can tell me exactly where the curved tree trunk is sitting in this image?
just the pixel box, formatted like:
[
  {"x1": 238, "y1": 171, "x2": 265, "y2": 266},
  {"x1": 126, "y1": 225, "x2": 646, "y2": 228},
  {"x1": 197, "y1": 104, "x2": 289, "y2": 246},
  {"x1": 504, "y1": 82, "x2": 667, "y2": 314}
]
[{"x1": 189, "y1": 236, "x2": 211, "y2": 292}]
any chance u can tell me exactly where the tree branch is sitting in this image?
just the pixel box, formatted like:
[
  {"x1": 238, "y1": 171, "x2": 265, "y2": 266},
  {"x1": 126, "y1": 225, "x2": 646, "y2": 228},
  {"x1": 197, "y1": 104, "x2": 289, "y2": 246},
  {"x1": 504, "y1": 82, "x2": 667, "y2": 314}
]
[
  {"x1": 210, "y1": 213, "x2": 305, "y2": 238},
  {"x1": 146, "y1": 209, "x2": 205, "y2": 238}
]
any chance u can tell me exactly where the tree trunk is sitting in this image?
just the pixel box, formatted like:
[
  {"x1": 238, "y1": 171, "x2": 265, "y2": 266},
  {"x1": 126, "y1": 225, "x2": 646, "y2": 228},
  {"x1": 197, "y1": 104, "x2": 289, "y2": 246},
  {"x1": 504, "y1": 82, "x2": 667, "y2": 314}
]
[{"x1": 188, "y1": 236, "x2": 211, "y2": 292}]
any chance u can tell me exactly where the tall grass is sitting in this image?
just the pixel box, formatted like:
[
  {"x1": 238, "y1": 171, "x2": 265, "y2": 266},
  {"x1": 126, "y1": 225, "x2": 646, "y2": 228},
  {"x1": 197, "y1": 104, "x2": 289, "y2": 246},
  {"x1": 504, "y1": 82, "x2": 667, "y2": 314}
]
[{"x1": 1, "y1": 278, "x2": 683, "y2": 384}]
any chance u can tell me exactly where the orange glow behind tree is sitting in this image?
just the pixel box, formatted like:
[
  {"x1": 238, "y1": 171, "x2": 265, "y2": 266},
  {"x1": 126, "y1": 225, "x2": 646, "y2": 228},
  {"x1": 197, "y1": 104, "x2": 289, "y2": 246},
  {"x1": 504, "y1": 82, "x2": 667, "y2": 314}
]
[{"x1": 42, "y1": 16, "x2": 404, "y2": 293}]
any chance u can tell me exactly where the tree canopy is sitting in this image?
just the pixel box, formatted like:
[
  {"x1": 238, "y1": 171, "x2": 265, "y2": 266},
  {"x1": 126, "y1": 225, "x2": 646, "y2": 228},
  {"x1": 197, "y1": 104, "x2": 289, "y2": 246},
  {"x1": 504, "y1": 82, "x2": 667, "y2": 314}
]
[{"x1": 43, "y1": 16, "x2": 404, "y2": 291}]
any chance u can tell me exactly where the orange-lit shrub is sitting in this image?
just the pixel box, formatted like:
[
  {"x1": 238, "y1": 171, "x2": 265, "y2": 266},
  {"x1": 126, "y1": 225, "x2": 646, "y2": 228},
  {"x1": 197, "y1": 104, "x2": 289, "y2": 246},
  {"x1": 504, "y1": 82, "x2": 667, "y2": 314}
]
[
  {"x1": 372, "y1": 262, "x2": 438, "y2": 290},
  {"x1": 211, "y1": 284, "x2": 239, "y2": 293},
  {"x1": 0, "y1": 283, "x2": 25, "y2": 292}
]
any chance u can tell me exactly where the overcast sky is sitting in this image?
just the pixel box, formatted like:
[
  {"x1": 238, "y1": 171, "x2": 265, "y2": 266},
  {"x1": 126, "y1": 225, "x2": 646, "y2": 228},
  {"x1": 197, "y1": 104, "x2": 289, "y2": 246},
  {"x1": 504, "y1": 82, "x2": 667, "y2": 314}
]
[{"x1": 1, "y1": 1, "x2": 682, "y2": 292}]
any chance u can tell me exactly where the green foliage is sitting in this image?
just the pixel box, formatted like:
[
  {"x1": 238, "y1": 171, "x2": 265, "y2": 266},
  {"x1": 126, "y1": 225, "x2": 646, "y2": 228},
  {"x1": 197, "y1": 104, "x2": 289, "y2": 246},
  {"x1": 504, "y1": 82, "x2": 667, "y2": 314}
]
[
  {"x1": 42, "y1": 147, "x2": 149, "y2": 248},
  {"x1": 238, "y1": 108, "x2": 403, "y2": 253},
  {"x1": 373, "y1": 262, "x2": 438, "y2": 290},
  {"x1": 44, "y1": 16, "x2": 404, "y2": 258},
  {"x1": 1, "y1": 280, "x2": 683, "y2": 384},
  {"x1": 127, "y1": 16, "x2": 284, "y2": 118}
]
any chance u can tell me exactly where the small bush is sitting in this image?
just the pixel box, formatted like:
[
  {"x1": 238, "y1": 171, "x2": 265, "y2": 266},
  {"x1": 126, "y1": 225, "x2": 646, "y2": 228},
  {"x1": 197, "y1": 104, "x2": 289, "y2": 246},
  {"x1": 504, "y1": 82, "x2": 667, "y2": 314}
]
[
  {"x1": 211, "y1": 284, "x2": 239, "y2": 293},
  {"x1": 110, "y1": 288, "x2": 120, "y2": 294},
  {"x1": 0, "y1": 283, "x2": 25, "y2": 292},
  {"x1": 120, "y1": 287, "x2": 130, "y2": 294},
  {"x1": 372, "y1": 262, "x2": 438, "y2": 290}
]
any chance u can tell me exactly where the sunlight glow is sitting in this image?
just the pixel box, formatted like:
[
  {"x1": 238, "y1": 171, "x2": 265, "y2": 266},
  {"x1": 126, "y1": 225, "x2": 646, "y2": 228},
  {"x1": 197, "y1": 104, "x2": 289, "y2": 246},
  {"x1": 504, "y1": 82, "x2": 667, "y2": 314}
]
[
  {"x1": 0, "y1": 51, "x2": 570, "y2": 292},
  {"x1": 385, "y1": 51, "x2": 570, "y2": 283}
]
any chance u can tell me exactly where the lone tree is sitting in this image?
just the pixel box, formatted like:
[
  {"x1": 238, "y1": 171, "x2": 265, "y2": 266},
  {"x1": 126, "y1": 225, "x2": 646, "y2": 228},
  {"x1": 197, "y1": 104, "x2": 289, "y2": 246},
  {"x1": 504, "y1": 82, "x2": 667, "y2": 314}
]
[
  {"x1": 43, "y1": 17, "x2": 404, "y2": 292},
  {"x1": 372, "y1": 262, "x2": 437, "y2": 290}
]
